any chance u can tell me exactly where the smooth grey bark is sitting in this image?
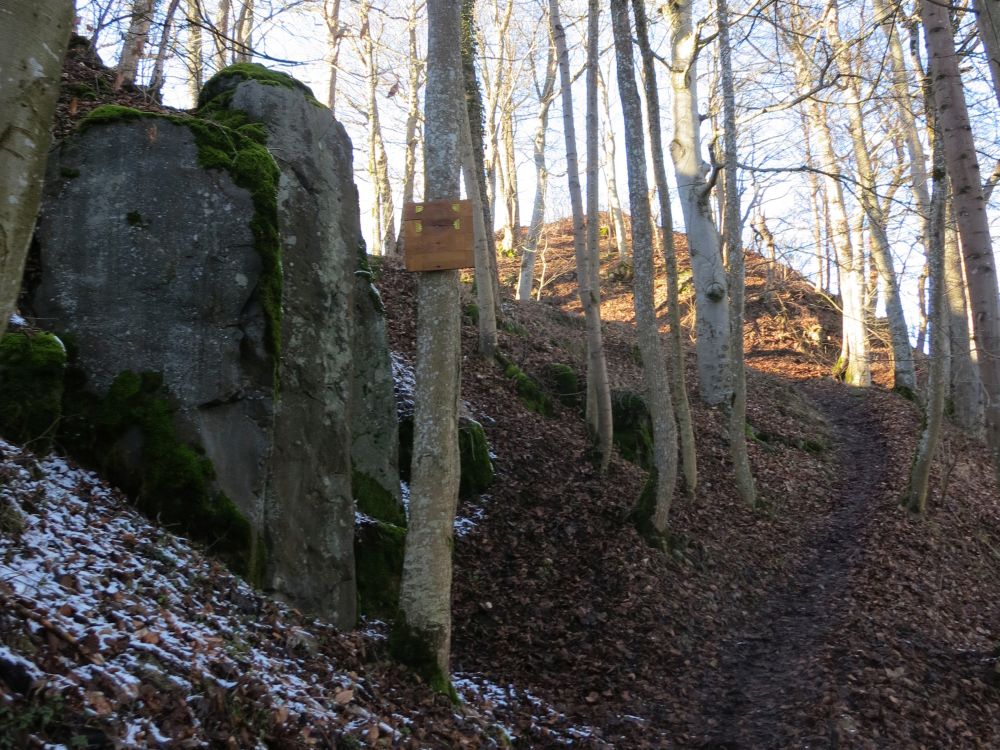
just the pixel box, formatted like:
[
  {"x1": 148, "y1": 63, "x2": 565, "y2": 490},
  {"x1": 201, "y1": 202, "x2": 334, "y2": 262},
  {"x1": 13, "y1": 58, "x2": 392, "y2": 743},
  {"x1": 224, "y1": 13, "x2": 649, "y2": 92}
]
[
  {"x1": 185, "y1": 0, "x2": 204, "y2": 105},
  {"x1": 323, "y1": 0, "x2": 343, "y2": 114},
  {"x1": 827, "y1": 0, "x2": 915, "y2": 395},
  {"x1": 550, "y1": 0, "x2": 614, "y2": 469},
  {"x1": 396, "y1": 0, "x2": 424, "y2": 255},
  {"x1": 908, "y1": 87, "x2": 948, "y2": 514},
  {"x1": 945, "y1": 214, "x2": 984, "y2": 433},
  {"x1": 517, "y1": 19, "x2": 556, "y2": 302},
  {"x1": 611, "y1": 0, "x2": 679, "y2": 536},
  {"x1": 665, "y1": 0, "x2": 732, "y2": 406},
  {"x1": 149, "y1": 0, "x2": 182, "y2": 97},
  {"x1": 973, "y1": 0, "x2": 1000, "y2": 109},
  {"x1": 716, "y1": 0, "x2": 756, "y2": 508},
  {"x1": 921, "y1": 0, "x2": 1000, "y2": 484},
  {"x1": 394, "y1": 0, "x2": 463, "y2": 691},
  {"x1": 233, "y1": 0, "x2": 253, "y2": 62},
  {"x1": 0, "y1": 0, "x2": 73, "y2": 337},
  {"x1": 118, "y1": 0, "x2": 157, "y2": 86},
  {"x1": 633, "y1": 0, "x2": 697, "y2": 497},
  {"x1": 598, "y1": 71, "x2": 629, "y2": 260}
]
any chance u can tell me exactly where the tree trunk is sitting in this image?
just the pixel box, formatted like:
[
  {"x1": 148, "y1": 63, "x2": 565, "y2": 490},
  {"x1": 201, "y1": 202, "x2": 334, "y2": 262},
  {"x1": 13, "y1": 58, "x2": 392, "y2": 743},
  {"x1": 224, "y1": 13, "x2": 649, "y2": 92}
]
[
  {"x1": 323, "y1": 0, "x2": 343, "y2": 115},
  {"x1": 550, "y1": 0, "x2": 614, "y2": 469},
  {"x1": 633, "y1": 0, "x2": 697, "y2": 497},
  {"x1": 392, "y1": 0, "x2": 463, "y2": 697},
  {"x1": 921, "y1": 0, "x2": 1000, "y2": 484},
  {"x1": 611, "y1": 0, "x2": 679, "y2": 538},
  {"x1": 716, "y1": 0, "x2": 756, "y2": 508},
  {"x1": 827, "y1": 1, "x2": 915, "y2": 395},
  {"x1": 149, "y1": 0, "x2": 182, "y2": 99},
  {"x1": 598, "y1": 70, "x2": 630, "y2": 260},
  {"x1": 0, "y1": 0, "x2": 73, "y2": 337},
  {"x1": 665, "y1": 0, "x2": 732, "y2": 406},
  {"x1": 517, "y1": 19, "x2": 556, "y2": 302},
  {"x1": 908, "y1": 79, "x2": 949, "y2": 514},
  {"x1": 213, "y1": 0, "x2": 230, "y2": 68},
  {"x1": 945, "y1": 212, "x2": 984, "y2": 433},
  {"x1": 118, "y1": 0, "x2": 157, "y2": 87},
  {"x1": 234, "y1": 0, "x2": 253, "y2": 63},
  {"x1": 396, "y1": 0, "x2": 424, "y2": 255},
  {"x1": 185, "y1": 0, "x2": 204, "y2": 106},
  {"x1": 973, "y1": 0, "x2": 1000, "y2": 109}
]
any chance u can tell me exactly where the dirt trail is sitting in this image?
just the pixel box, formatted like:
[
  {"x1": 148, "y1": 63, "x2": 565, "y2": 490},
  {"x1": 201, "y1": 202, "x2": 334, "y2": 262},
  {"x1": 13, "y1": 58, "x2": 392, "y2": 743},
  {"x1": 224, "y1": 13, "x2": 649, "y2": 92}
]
[{"x1": 692, "y1": 380, "x2": 888, "y2": 749}]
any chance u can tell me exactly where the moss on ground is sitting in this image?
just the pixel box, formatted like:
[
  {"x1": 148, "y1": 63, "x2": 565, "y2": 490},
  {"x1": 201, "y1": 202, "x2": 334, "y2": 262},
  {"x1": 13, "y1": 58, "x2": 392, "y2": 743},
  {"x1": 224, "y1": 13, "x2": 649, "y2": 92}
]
[
  {"x1": 611, "y1": 390, "x2": 653, "y2": 470},
  {"x1": 0, "y1": 332, "x2": 66, "y2": 451},
  {"x1": 389, "y1": 616, "x2": 459, "y2": 702},
  {"x1": 354, "y1": 518, "x2": 406, "y2": 619},
  {"x1": 628, "y1": 469, "x2": 668, "y2": 550},
  {"x1": 59, "y1": 370, "x2": 259, "y2": 581},
  {"x1": 79, "y1": 104, "x2": 282, "y2": 361},
  {"x1": 494, "y1": 352, "x2": 553, "y2": 416},
  {"x1": 545, "y1": 363, "x2": 580, "y2": 408}
]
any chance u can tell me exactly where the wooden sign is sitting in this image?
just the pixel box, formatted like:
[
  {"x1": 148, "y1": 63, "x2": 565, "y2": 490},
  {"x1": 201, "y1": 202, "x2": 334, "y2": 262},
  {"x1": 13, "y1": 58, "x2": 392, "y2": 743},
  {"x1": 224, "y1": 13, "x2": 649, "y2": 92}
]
[{"x1": 402, "y1": 199, "x2": 475, "y2": 271}]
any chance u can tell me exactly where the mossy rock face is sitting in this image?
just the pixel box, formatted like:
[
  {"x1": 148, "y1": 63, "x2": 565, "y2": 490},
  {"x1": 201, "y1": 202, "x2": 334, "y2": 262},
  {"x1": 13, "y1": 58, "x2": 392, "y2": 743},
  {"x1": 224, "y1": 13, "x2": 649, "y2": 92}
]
[
  {"x1": 0, "y1": 332, "x2": 66, "y2": 450},
  {"x1": 353, "y1": 468, "x2": 406, "y2": 527},
  {"x1": 612, "y1": 389, "x2": 653, "y2": 470},
  {"x1": 398, "y1": 415, "x2": 494, "y2": 498},
  {"x1": 545, "y1": 363, "x2": 580, "y2": 408},
  {"x1": 354, "y1": 518, "x2": 405, "y2": 619},
  {"x1": 198, "y1": 63, "x2": 319, "y2": 109},
  {"x1": 459, "y1": 419, "x2": 494, "y2": 497},
  {"x1": 494, "y1": 352, "x2": 553, "y2": 416},
  {"x1": 59, "y1": 370, "x2": 261, "y2": 581}
]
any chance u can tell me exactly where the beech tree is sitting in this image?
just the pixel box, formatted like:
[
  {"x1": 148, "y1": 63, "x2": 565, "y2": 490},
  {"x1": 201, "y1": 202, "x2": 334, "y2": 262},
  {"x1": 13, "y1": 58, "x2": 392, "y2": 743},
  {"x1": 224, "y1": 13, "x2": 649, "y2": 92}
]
[
  {"x1": 665, "y1": 0, "x2": 732, "y2": 406},
  {"x1": 611, "y1": 0, "x2": 679, "y2": 537},
  {"x1": 0, "y1": 0, "x2": 73, "y2": 338},
  {"x1": 550, "y1": 0, "x2": 613, "y2": 469},
  {"x1": 392, "y1": 0, "x2": 463, "y2": 695},
  {"x1": 921, "y1": 0, "x2": 1000, "y2": 483}
]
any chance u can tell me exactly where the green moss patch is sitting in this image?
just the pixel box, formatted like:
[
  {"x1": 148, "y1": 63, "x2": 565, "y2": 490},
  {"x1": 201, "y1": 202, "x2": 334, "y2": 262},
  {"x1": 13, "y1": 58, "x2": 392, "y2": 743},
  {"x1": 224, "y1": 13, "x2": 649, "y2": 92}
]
[
  {"x1": 545, "y1": 363, "x2": 580, "y2": 408},
  {"x1": 398, "y1": 415, "x2": 495, "y2": 498},
  {"x1": 459, "y1": 419, "x2": 494, "y2": 497},
  {"x1": 628, "y1": 469, "x2": 668, "y2": 550},
  {"x1": 353, "y1": 467, "x2": 406, "y2": 527},
  {"x1": 389, "y1": 616, "x2": 459, "y2": 702},
  {"x1": 0, "y1": 332, "x2": 66, "y2": 451},
  {"x1": 494, "y1": 352, "x2": 553, "y2": 416},
  {"x1": 611, "y1": 390, "x2": 653, "y2": 470},
  {"x1": 355, "y1": 518, "x2": 405, "y2": 619},
  {"x1": 198, "y1": 62, "x2": 320, "y2": 109},
  {"x1": 59, "y1": 370, "x2": 259, "y2": 580}
]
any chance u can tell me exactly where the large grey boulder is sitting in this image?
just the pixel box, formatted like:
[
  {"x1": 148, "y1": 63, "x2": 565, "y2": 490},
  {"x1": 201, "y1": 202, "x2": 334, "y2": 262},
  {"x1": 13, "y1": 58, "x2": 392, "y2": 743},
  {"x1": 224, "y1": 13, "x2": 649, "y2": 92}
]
[
  {"x1": 31, "y1": 66, "x2": 400, "y2": 629},
  {"x1": 33, "y1": 117, "x2": 275, "y2": 540}
]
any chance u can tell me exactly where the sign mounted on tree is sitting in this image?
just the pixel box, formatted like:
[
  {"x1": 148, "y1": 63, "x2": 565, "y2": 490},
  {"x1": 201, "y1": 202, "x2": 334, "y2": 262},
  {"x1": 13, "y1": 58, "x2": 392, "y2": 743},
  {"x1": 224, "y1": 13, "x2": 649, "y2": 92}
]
[{"x1": 402, "y1": 199, "x2": 475, "y2": 271}]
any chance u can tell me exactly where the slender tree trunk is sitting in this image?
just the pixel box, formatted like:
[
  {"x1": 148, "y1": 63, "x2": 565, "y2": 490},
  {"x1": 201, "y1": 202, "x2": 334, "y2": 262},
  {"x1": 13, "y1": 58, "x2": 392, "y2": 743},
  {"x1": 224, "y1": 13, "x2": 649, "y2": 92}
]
[
  {"x1": 118, "y1": 0, "x2": 157, "y2": 87},
  {"x1": 392, "y1": 0, "x2": 463, "y2": 696},
  {"x1": 598, "y1": 70, "x2": 630, "y2": 260},
  {"x1": 397, "y1": 0, "x2": 424, "y2": 255},
  {"x1": 185, "y1": 0, "x2": 204, "y2": 106},
  {"x1": 801, "y1": 113, "x2": 826, "y2": 291},
  {"x1": 149, "y1": 0, "x2": 182, "y2": 98},
  {"x1": 460, "y1": 81, "x2": 498, "y2": 357},
  {"x1": 828, "y1": 1, "x2": 916, "y2": 394},
  {"x1": 716, "y1": 0, "x2": 756, "y2": 507},
  {"x1": 0, "y1": 0, "x2": 73, "y2": 337},
  {"x1": 550, "y1": 0, "x2": 613, "y2": 469},
  {"x1": 233, "y1": 0, "x2": 253, "y2": 62},
  {"x1": 517, "y1": 20, "x2": 556, "y2": 302},
  {"x1": 945, "y1": 211, "x2": 984, "y2": 433},
  {"x1": 973, "y1": 0, "x2": 1000, "y2": 109},
  {"x1": 921, "y1": 0, "x2": 1000, "y2": 483},
  {"x1": 611, "y1": 0, "x2": 679, "y2": 537},
  {"x1": 323, "y1": 0, "x2": 343, "y2": 114},
  {"x1": 633, "y1": 0, "x2": 697, "y2": 497},
  {"x1": 665, "y1": 0, "x2": 732, "y2": 406},
  {"x1": 908, "y1": 83, "x2": 949, "y2": 514},
  {"x1": 213, "y1": 0, "x2": 230, "y2": 68}
]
